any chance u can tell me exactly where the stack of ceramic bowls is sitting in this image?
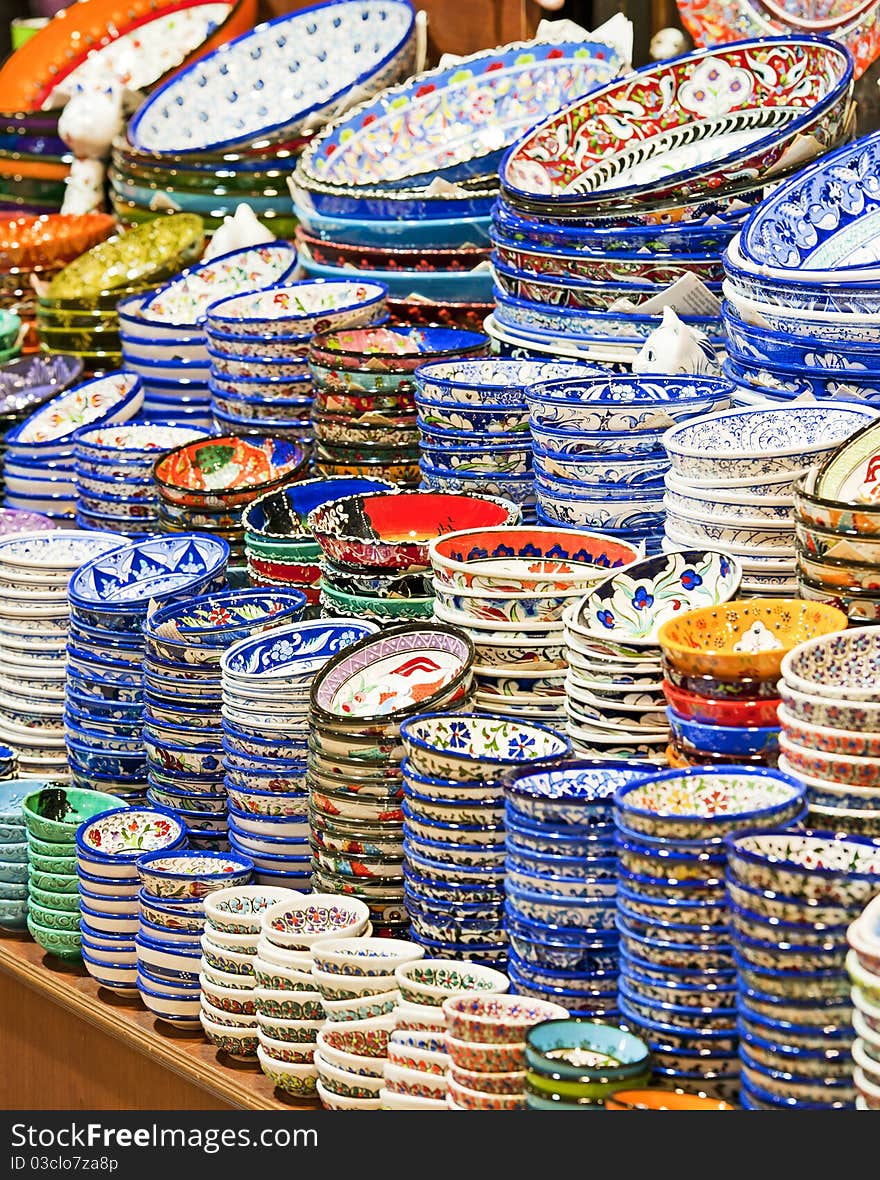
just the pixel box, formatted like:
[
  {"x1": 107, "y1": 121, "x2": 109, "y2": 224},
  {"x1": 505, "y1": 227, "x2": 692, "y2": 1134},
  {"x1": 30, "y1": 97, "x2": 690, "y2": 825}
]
[
  {"x1": 722, "y1": 131, "x2": 880, "y2": 404},
  {"x1": 562, "y1": 550, "x2": 742, "y2": 763},
  {"x1": 529, "y1": 376, "x2": 733, "y2": 555},
  {"x1": 846, "y1": 895, "x2": 880, "y2": 1110},
  {"x1": 308, "y1": 489, "x2": 517, "y2": 624},
  {"x1": 399, "y1": 713, "x2": 571, "y2": 965},
  {"x1": 414, "y1": 359, "x2": 595, "y2": 518},
  {"x1": 242, "y1": 476, "x2": 394, "y2": 612},
  {"x1": 615, "y1": 766, "x2": 808, "y2": 1100},
  {"x1": 429, "y1": 526, "x2": 638, "y2": 721},
  {"x1": 76, "y1": 805, "x2": 187, "y2": 994},
  {"x1": 661, "y1": 404, "x2": 880, "y2": 595},
  {"x1": 657, "y1": 599, "x2": 847, "y2": 771},
  {"x1": 777, "y1": 627, "x2": 880, "y2": 837},
  {"x1": 3, "y1": 371, "x2": 145, "y2": 521},
  {"x1": 0, "y1": 214, "x2": 115, "y2": 352},
  {"x1": 504, "y1": 762, "x2": 646, "y2": 1018},
  {"x1": 308, "y1": 623, "x2": 477, "y2": 936},
  {"x1": 141, "y1": 588, "x2": 307, "y2": 849},
  {"x1": 22, "y1": 784, "x2": 119, "y2": 962},
  {"x1": 37, "y1": 215, "x2": 205, "y2": 378},
  {"x1": 201, "y1": 885, "x2": 305, "y2": 1061},
  {"x1": 66, "y1": 533, "x2": 230, "y2": 798},
  {"x1": 492, "y1": 39, "x2": 853, "y2": 358},
  {"x1": 726, "y1": 830, "x2": 880, "y2": 1110},
  {"x1": 524, "y1": 1020, "x2": 652, "y2": 1111},
  {"x1": 134, "y1": 848, "x2": 253, "y2": 1026},
  {"x1": 441, "y1": 994, "x2": 569, "y2": 1110},
  {"x1": 221, "y1": 619, "x2": 379, "y2": 887},
  {"x1": 152, "y1": 434, "x2": 309, "y2": 568},
  {"x1": 0, "y1": 529, "x2": 125, "y2": 779},
  {"x1": 792, "y1": 422, "x2": 880, "y2": 620},
  {"x1": 72, "y1": 423, "x2": 211, "y2": 535},
  {"x1": 205, "y1": 279, "x2": 388, "y2": 441},
  {"x1": 121, "y1": 242, "x2": 299, "y2": 425},
  {"x1": 257, "y1": 893, "x2": 372, "y2": 1099},
  {"x1": 0, "y1": 106, "x2": 69, "y2": 218},
  {"x1": 312, "y1": 936, "x2": 425, "y2": 1109},
  {"x1": 0, "y1": 779, "x2": 31, "y2": 932},
  {"x1": 308, "y1": 326, "x2": 490, "y2": 484},
  {"x1": 292, "y1": 37, "x2": 626, "y2": 327}
]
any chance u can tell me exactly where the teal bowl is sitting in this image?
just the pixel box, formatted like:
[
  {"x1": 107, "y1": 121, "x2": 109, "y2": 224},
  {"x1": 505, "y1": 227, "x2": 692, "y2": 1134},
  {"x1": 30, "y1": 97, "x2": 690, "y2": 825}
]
[
  {"x1": 29, "y1": 901, "x2": 80, "y2": 931},
  {"x1": 0, "y1": 880, "x2": 27, "y2": 900},
  {"x1": 22, "y1": 787, "x2": 121, "y2": 844},
  {"x1": 525, "y1": 1020, "x2": 652, "y2": 1085},
  {"x1": 0, "y1": 858, "x2": 28, "y2": 884},
  {"x1": 0, "y1": 899, "x2": 28, "y2": 931},
  {"x1": 0, "y1": 840, "x2": 28, "y2": 864},
  {"x1": 0, "y1": 820, "x2": 25, "y2": 842},
  {"x1": 27, "y1": 833, "x2": 76, "y2": 857},
  {"x1": 319, "y1": 582, "x2": 434, "y2": 621},
  {"x1": 0, "y1": 778, "x2": 54, "y2": 822},
  {"x1": 525, "y1": 1089, "x2": 604, "y2": 1111},
  {"x1": 27, "y1": 915, "x2": 82, "y2": 962},
  {"x1": 29, "y1": 885, "x2": 80, "y2": 912}
]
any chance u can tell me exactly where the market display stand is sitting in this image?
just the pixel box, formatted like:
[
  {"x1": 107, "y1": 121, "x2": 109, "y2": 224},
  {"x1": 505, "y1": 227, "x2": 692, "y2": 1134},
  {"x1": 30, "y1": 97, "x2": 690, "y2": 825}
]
[{"x1": 0, "y1": 934, "x2": 319, "y2": 1111}]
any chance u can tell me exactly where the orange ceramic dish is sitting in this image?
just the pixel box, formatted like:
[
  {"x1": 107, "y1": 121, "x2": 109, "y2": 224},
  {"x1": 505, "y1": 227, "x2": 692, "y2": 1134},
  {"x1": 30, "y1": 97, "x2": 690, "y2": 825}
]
[
  {"x1": 0, "y1": 213, "x2": 115, "y2": 270},
  {"x1": 0, "y1": 0, "x2": 256, "y2": 112},
  {"x1": 656, "y1": 599, "x2": 847, "y2": 682},
  {"x1": 605, "y1": 1089, "x2": 737, "y2": 1111}
]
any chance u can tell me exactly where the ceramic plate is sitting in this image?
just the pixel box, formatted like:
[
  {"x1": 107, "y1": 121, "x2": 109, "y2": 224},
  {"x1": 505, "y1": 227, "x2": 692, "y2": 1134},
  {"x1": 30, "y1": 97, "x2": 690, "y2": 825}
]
[
  {"x1": 128, "y1": 0, "x2": 417, "y2": 154},
  {"x1": 298, "y1": 39, "x2": 622, "y2": 189}
]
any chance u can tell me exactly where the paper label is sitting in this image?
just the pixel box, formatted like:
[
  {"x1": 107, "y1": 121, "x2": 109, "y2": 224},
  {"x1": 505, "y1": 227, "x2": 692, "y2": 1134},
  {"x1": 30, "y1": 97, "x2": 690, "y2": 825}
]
[{"x1": 610, "y1": 272, "x2": 722, "y2": 316}]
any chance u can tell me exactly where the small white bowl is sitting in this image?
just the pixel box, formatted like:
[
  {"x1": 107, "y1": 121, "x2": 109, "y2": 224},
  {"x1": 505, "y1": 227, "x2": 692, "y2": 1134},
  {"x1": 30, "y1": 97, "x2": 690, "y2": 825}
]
[
  {"x1": 311, "y1": 935, "x2": 424, "y2": 976},
  {"x1": 203, "y1": 924, "x2": 260, "y2": 952},
  {"x1": 314, "y1": 1051, "x2": 385, "y2": 1097},
  {"x1": 395, "y1": 998, "x2": 448, "y2": 1033},
  {"x1": 255, "y1": 936, "x2": 314, "y2": 970},
  {"x1": 379, "y1": 1088, "x2": 447, "y2": 1110},
  {"x1": 200, "y1": 1011, "x2": 259, "y2": 1058},
  {"x1": 322, "y1": 989, "x2": 399, "y2": 1023},
  {"x1": 314, "y1": 1029, "x2": 386, "y2": 1078},
  {"x1": 311, "y1": 965, "x2": 397, "y2": 999},
  {"x1": 198, "y1": 975, "x2": 256, "y2": 1015},
  {"x1": 200, "y1": 933, "x2": 256, "y2": 971},
  {"x1": 198, "y1": 957, "x2": 253, "y2": 990},
  {"x1": 386, "y1": 1038, "x2": 448, "y2": 1073},
  {"x1": 258, "y1": 1032, "x2": 315, "y2": 1064},
  {"x1": 260, "y1": 893, "x2": 370, "y2": 949},
  {"x1": 316, "y1": 1078, "x2": 381, "y2": 1111},
  {"x1": 383, "y1": 1060, "x2": 448, "y2": 1100},
  {"x1": 204, "y1": 885, "x2": 303, "y2": 934},
  {"x1": 253, "y1": 956, "x2": 315, "y2": 991},
  {"x1": 138, "y1": 987, "x2": 201, "y2": 1024},
  {"x1": 199, "y1": 995, "x2": 256, "y2": 1027},
  {"x1": 256, "y1": 1045, "x2": 318, "y2": 1096},
  {"x1": 394, "y1": 959, "x2": 509, "y2": 1006},
  {"x1": 256, "y1": 1014, "x2": 325, "y2": 1042}
]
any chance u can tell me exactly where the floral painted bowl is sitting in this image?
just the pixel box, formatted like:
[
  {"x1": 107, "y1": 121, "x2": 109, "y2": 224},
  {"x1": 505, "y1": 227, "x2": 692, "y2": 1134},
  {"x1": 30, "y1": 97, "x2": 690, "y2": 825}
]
[
  {"x1": 781, "y1": 627, "x2": 880, "y2": 703},
  {"x1": 75, "y1": 807, "x2": 186, "y2": 862},
  {"x1": 663, "y1": 681, "x2": 781, "y2": 728},
  {"x1": 307, "y1": 491, "x2": 517, "y2": 571},
  {"x1": 144, "y1": 588, "x2": 306, "y2": 661},
  {"x1": 261, "y1": 893, "x2": 369, "y2": 949},
  {"x1": 310, "y1": 936, "x2": 423, "y2": 977},
  {"x1": 726, "y1": 832, "x2": 880, "y2": 907},
  {"x1": 503, "y1": 761, "x2": 641, "y2": 825},
  {"x1": 657, "y1": 599, "x2": 847, "y2": 681},
  {"x1": 309, "y1": 624, "x2": 474, "y2": 726},
  {"x1": 4, "y1": 371, "x2": 144, "y2": 453},
  {"x1": 400, "y1": 714, "x2": 570, "y2": 783},
  {"x1": 309, "y1": 325, "x2": 488, "y2": 374},
  {"x1": 153, "y1": 435, "x2": 308, "y2": 509},
  {"x1": 442, "y1": 994, "x2": 568, "y2": 1045},
  {"x1": 135, "y1": 850, "x2": 253, "y2": 899},
  {"x1": 241, "y1": 476, "x2": 394, "y2": 543},
  {"x1": 393, "y1": 960, "x2": 508, "y2": 1006},
  {"x1": 206, "y1": 279, "x2": 386, "y2": 337},
  {"x1": 203, "y1": 886, "x2": 304, "y2": 935}
]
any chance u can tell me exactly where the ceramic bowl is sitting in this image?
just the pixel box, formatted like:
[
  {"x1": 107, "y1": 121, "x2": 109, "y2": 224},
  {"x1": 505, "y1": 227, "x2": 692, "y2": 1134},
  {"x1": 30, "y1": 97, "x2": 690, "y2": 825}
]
[
  {"x1": 657, "y1": 599, "x2": 847, "y2": 681},
  {"x1": 727, "y1": 832, "x2": 880, "y2": 907},
  {"x1": 781, "y1": 626, "x2": 880, "y2": 703},
  {"x1": 399, "y1": 714, "x2": 570, "y2": 783},
  {"x1": 442, "y1": 994, "x2": 568, "y2": 1044},
  {"x1": 393, "y1": 960, "x2": 508, "y2": 1006},
  {"x1": 135, "y1": 850, "x2": 253, "y2": 898},
  {"x1": 445, "y1": 1032, "x2": 527, "y2": 1072},
  {"x1": 310, "y1": 936, "x2": 423, "y2": 977},
  {"x1": 22, "y1": 786, "x2": 122, "y2": 844},
  {"x1": 503, "y1": 761, "x2": 646, "y2": 826},
  {"x1": 261, "y1": 893, "x2": 370, "y2": 949}
]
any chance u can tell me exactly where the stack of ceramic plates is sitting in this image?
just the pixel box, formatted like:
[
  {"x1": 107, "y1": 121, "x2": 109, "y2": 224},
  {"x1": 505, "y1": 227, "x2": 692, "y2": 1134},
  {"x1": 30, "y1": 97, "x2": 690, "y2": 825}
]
[
  {"x1": 723, "y1": 132, "x2": 880, "y2": 403},
  {"x1": 847, "y1": 895, "x2": 880, "y2": 1110},
  {"x1": 564, "y1": 550, "x2": 743, "y2": 764},
  {"x1": 22, "y1": 784, "x2": 119, "y2": 963},
  {"x1": 73, "y1": 422, "x2": 210, "y2": 535},
  {"x1": 529, "y1": 376, "x2": 732, "y2": 555},
  {"x1": 727, "y1": 830, "x2": 879, "y2": 1110},
  {"x1": 307, "y1": 623, "x2": 477, "y2": 937},
  {"x1": 792, "y1": 421, "x2": 880, "y2": 620},
  {"x1": 135, "y1": 849, "x2": 253, "y2": 1026},
  {"x1": 0, "y1": 780, "x2": 29, "y2": 933},
  {"x1": 490, "y1": 39, "x2": 853, "y2": 361},
  {"x1": 616, "y1": 766, "x2": 807, "y2": 1102},
  {"x1": 119, "y1": 241, "x2": 298, "y2": 425},
  {"x1": 3, "y1": 371, "x2": 144, "y2": 521},
  {"x1": 152, "y1": 434, "x2": 309, "y2": 568},
  {"x1": 309, "y1": 490, "x2": 516, "y2": 625},
  {"x1": 415, "y1": 359, "x2": 592, "y2": 519},
  {"x1": 429, "y1": 526, "x2": 636, "y2": 723},
  {"x1": 37, "y1": 214, "x2": 206, "y2": 378},
  {"x1": 242, "y1": 476, "x2": 394, "y2": 613},
  {"x1": 399, "y1": 714, "x2": 570, "y2": 965},
  {"x1": 0, "y1": 214, "x2": 115, "y2": 353},
  {"x1": 505, "y1": 763, "x2": 642, "y2": 1022},
  {"x1": 221, "y1": 619, "x2": 379, "y2": 887},
  {"x1": 308, "y1": 326, "x2": 490, "y2": 484},
  {"x1": 0, "y1": 529, "x2": 125, "y2": 779},
  {"x1": 141, "y1": 589, "x2": 307, "y2": 850},
  {"x1": 777, "y1": 627, "x2": 880, "y2": 837},
  {"x1": 0, "y1": 355, "x2": 83, "y2": 482},
  {"x1": 65, "y1": 533, "x2": 229, "y2": 799},
  {"x1": 662, "y1": 404, "x2": 880, "y2": 595},
  {"x1": 121, "y1": 0, "x2": 416, "y2": 232},
  {"x1": 657, "y1": 598, "x2": 846, "y2": 772},
  {"x1": 205, "y1": 279, "x2": 387, "y2": 442},
  {"x1": 76, "y1": 804, "x2": 188, "y2": 994},
  {"x1": 292, "y1": 38, "x2": 626, "y2": 328}
]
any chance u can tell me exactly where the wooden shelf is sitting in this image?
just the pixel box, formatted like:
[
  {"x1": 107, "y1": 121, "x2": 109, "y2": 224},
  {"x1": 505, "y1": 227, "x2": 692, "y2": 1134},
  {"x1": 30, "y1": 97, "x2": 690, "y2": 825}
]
[{"x1": 0, "y1": 932, "x2": 320, "y2": 1111}]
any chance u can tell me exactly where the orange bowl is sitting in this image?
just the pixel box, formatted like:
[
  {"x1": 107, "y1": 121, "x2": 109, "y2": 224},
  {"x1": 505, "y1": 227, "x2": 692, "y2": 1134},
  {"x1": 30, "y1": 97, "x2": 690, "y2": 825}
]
[
  {"x1": 0, "y1": 213, "x2": 114, "y2": 270},
  {"x1": 605, "y1": 1088, "x2": 737, "y2": 1111}
]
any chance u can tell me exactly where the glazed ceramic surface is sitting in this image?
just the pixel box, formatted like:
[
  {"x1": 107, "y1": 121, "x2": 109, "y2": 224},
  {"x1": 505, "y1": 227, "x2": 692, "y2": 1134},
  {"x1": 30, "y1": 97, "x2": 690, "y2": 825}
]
[
  {"x1": 68, "y1": 534, "x2": 228, "y2": 611},
  {"x1": 727, "y1": 832, "x2": 880, "y2": 906},
  {"x1": 781, "y1": 627, "x2": 880, "y2": 700},
  {"x1": 128, "y1": 0, "x2": 417, "y2": 153},
  {"x1": 222, "y1": 619, "x2": 377, "y2": 680},
  {"x1": 8, "y1": 373, "x2": 143, "y2": 445},
  {"x1": 207, "y1": 280, "x2": 386, "y2": 336},
  {"x1": 77, "y1": 807, "x2": 185, "y2": 858},
  {"x1": 154, "y1": 436, "x2": 306, "y2": 505}
]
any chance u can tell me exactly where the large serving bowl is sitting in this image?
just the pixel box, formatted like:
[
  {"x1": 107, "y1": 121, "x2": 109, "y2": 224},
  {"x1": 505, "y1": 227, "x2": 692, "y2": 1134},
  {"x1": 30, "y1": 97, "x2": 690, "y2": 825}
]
[
  {"x1": 657, "y1": 599, "x2": 847, "y2": 681},
  {"x1": 307, "y1": 491, "x2": 517, "y2": 572}
]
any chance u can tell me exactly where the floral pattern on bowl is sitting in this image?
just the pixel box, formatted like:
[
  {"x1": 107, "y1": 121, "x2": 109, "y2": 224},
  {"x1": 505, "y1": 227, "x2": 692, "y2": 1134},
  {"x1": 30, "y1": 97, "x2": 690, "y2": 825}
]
[
  {"x1": 727, "y1": 832, "x2": 880, "y2": 906},
  {"x1": 77, "y1": 807, "x2": 185, "y2": 860},
  {"x1": 8, "y1": 373, "x2": 143, "y2": 446}
]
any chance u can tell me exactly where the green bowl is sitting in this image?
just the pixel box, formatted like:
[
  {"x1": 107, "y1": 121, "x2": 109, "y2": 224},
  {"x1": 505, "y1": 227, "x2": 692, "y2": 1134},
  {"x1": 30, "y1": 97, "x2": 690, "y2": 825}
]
[
  {"x1": 27, "y1": 833, "x2": 74, "y2": 856},
  {"x1": 29, "y1": 885, "x2": 80, "y2": 912},
  {"x1": 27, "y1": 869, "x2": 79, "y2": 894},
  {"x1": 29, "y1": 901, "x2": 81, "y2": 931},
  {"x1": 0, "y1": 897, "x2": 28, "y2": 929},
  {"x1": 319, "y1": 581, "x2": 434, "y2": 621},
  {"x1": 22, "y1": 786, "x2": 121, "y2": 844},
  {"x1": 525, "y1": 1069, "x2": 653, "y2": 1103},
  {"x1": 27, "y1": 915, "x2": 82, "y2": 962},
  {"x1": 28, "y1": 851, "x2": 77, "y2": 875},
  {"x1": 245, "y1": 534, "x2": 321, "y2": 561},
  {"x1": 525, "y1": 1091, "x2": 604, "y2": 1111}
]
